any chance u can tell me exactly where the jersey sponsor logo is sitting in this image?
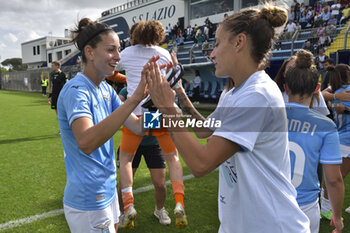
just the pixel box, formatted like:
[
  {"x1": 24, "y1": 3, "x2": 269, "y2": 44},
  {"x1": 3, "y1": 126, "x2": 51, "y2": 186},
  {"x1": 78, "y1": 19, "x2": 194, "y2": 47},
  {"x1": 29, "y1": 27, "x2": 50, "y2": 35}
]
[
  {"x1": 96, "y1": 194, "x2": 105, "y2": 202},
  {"x1": 143, "y1": 110, "x2": 161, "y2": 129},
  {"x1": 222, "y1": 160, "x2": 237, "y2": 187},
  {"x1": 220, "y1": 195, "x2": 226, "y2": 204},
  {"x1": 103, "y1": 94, "x2": 111, "y2": 102},
  {"x1": 94, "y1": 219, "x2": 111, "y2": 232}
]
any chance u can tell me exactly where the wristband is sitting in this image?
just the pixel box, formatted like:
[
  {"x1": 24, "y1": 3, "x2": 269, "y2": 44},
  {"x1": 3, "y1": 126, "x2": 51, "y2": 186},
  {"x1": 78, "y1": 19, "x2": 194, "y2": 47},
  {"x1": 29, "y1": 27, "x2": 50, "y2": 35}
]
[{"x1": 333, "y1": 93, "x2": 337, "y2": 100}]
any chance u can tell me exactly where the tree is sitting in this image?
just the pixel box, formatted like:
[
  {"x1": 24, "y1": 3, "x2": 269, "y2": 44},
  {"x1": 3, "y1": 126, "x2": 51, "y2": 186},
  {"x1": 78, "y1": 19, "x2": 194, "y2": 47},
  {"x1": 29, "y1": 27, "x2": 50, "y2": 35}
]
[
  {"x1": 1, "y1": 58, "x2": 27, "y2": 71},
  {"x1": 0, "y1": 67, "x2": 8, "y2": 73}
]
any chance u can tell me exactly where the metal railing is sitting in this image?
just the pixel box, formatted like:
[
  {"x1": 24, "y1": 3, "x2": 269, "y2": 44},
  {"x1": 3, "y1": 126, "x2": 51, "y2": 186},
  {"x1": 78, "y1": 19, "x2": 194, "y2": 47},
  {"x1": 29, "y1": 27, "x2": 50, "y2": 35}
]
[
  {"x1": 175, "y1": 23, "x2": 350, "y2": 65},
  {"x1": 101, "y1": 0, "x2": 152, "y2": 17},
  {"x1": 275, "y1": 23, "x2": 349, "y2": 57},
  {"x1": 290, "y1": 29, "x2": 300, "y2": 55}
]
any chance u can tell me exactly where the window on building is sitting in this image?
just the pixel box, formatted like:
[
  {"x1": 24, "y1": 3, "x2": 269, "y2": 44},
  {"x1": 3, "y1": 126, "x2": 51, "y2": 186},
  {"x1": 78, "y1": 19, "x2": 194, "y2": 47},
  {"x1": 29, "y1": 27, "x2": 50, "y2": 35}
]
[
  {"x1": 48, "y1": 53, "x2": 52, "y2": 63},
  {"x1": 56, "y1": 51, "x2": 62, "y2": 60},
  {"x1": 64, "y1": 49, "x2": 71, "y2": 56},
  {"x1": 33, "y1": 46, "x2": 36, "y2": 55},
  {"x1": 190, "y1": 0, "x2": 233, "y2": 19},
  {"x1": 37, "y1": 45, "x2": 40, "y2": 55}
]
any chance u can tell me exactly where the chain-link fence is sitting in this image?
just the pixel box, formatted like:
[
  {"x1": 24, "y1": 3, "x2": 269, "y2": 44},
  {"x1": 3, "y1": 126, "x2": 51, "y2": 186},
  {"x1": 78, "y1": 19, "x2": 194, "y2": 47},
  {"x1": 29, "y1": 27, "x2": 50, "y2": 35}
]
[
  {"x1": 0, "y1": 65, "x2": 81, "y2": 92},
  {"x1": 0, "y1": 69, "x2": 45, "y2": 92}
]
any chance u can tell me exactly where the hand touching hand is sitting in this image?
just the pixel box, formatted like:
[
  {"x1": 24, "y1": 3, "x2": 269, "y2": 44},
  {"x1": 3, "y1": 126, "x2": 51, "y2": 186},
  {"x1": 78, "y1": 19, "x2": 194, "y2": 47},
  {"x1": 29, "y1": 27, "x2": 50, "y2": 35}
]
[
  {"x1": 145, "y1": 61, "x2": 176, "y2": 109},
  {"x1": 133, "y1": 55, "x2": 161, "y2": 102}
]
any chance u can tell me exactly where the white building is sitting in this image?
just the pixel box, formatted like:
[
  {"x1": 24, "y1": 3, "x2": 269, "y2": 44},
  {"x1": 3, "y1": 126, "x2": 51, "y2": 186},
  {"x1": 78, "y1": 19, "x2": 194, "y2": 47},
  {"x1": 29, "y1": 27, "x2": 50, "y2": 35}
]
[
  {"x1": 46, "y1": 42, "x2": 77, "y2": 67},
  {"x1": 21, "y1": 30, "x2": 77, "y2": 69}
]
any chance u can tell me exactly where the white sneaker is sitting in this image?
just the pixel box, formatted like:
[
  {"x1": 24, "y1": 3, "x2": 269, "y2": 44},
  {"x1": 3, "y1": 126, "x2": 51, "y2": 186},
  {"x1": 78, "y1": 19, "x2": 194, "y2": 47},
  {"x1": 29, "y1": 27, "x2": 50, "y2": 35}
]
[
  {"x1": 174, "y1": 202, "x2": 188, "y2": 228},
  {"x1": 154, "y1": 207, "x2": 171, "y2": 225},
  {"x1": 345, "y1": 206, "x2": 350, "y2": 214},
  {"x1": 121, "y1": 206, "x2": 137, "y2": 229}
]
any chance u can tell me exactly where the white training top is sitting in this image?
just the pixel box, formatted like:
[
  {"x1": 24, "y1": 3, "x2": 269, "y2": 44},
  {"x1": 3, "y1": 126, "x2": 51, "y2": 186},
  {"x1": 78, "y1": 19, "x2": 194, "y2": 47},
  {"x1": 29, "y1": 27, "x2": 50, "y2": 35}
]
[
  {"x1": 116, "y1": 44, "x2": 172, "y2": 115},
  {"x1": 208, "y1": 71, "x2": 310, "y2": 233},
  {"x1": 286, "y1": 22, "x2": 297, "y2": 32},
  {"x1": 283, "y1": 91, "x2": 330, "y2": 116}
]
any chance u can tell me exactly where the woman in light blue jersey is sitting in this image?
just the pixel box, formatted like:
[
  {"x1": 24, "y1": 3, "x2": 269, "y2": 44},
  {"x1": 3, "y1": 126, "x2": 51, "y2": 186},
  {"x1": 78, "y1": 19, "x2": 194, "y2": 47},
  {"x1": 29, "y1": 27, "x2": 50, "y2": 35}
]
[
  {"x1": 56, "y1": 18, "x2": 153, "y2": 233},
  {"x1": 285, "y1": 49, "x2": 344, "y2": 233},
  {"x1": 321, "y1": 64, "x2": 350, "y2": 218}
]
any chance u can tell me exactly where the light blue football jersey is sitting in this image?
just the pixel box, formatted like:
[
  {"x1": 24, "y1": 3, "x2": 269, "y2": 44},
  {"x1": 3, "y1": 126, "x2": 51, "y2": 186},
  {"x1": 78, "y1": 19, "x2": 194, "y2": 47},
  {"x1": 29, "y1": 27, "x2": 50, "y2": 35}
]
[
  {"x1": 57, "y1": 72, "x2": 122, "y2": 210},
  {"x1": 332, "y1": 85, "x2": 350, "y2": 146},
  {"x1": 286, "y1": 103, "x2": 342, "y2": 206}
]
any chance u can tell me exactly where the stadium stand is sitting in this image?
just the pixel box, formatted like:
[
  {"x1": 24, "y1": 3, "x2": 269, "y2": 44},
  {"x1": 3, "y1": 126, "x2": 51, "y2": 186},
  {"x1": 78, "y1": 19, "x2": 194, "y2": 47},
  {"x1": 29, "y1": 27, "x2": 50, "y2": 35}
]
[{"x1": 170, "y1": 20, "x2": 348, "y2": 103}]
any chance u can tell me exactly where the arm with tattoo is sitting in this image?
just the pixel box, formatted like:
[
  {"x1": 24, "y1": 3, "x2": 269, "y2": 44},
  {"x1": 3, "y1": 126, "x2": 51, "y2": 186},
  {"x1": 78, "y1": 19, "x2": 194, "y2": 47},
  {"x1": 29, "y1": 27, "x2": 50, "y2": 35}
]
[{"x1": 175, "y1": 85, "x2": 213, "y2": 138}]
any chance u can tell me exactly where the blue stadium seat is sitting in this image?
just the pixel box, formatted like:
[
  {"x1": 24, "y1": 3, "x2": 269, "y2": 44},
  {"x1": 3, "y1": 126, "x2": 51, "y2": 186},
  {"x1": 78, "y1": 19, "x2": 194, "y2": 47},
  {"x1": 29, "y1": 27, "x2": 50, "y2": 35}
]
[
  {"x1": 294, "y1": 40, "x2": 307, "y2": 49},
  {"x1": 209, "y1": 81, "x2": 218, "y2": 99},
  {"x1": 177, "y1": 57, "x2": 191, "y2": 64},
  {"x1": 272, "y1": 49, "x2": 294, "y2": 57},
  {"x1": 278, "y1": 40, "x2": 306, "y2": 50},
  {"x1": 186, "y1": 82, "x2": 194, "y2": 97},
  {"x1": 299, "y1": 31, "x2": 312, "y2": 39},
  {"x1": 193, "y1": 50, "x2": 203, "y2": 55},
  {"x1": 183, "y1": 40, "x2": 194, "y2": 45},
  {"x1": 177, "y1": 51, "x2": 190, "y2": 59},
  {"x1": 218, "y1": 78, "x2": 225, "y2": 93},
  {"x1": 200, "y1": 81, "x2": 209, "y2": 98},
  {"x1": 194, "y1": 56, "x2": 210, "y2": 63},
  {"x1": 330, "y1": 52, "x2": 337, "y2": 62},
  {"x1": 204, "y1": 81, "x2": 211, "y2": 98},
  {"x1": 269, "y1": 56, "x2": 290, "y2": 61},
  {"x1": 183, "y1": 45, "x2": 194, "y2": 49}
]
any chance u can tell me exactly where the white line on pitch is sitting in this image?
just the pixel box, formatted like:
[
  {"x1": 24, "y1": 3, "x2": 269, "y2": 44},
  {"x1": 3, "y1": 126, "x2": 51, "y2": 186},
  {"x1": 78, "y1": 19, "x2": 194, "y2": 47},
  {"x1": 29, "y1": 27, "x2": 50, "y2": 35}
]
[{"x1": 0, "y1": 174, "x2": 195, "y2": 231}]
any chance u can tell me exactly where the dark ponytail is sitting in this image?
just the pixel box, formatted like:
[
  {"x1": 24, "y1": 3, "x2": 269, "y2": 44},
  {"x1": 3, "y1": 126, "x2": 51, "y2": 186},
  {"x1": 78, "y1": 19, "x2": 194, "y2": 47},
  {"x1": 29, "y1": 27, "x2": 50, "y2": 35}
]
[
  {"x1": 285, "y1": 49, "x2": 318, "y2": 96},
  {"x1": 329, "y1": 64, "x2": 350, "y2": 92},
  {"x1": 71, "y1": 18, "x2": 114, "y2": 63}
]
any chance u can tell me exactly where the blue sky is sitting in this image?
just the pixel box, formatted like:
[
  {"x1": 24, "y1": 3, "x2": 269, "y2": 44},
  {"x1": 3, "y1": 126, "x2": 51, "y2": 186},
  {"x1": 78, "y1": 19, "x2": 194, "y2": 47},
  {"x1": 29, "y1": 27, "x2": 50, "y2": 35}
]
[{"x1": 0, "y1": 0, "x2": 128, "y2": 63}]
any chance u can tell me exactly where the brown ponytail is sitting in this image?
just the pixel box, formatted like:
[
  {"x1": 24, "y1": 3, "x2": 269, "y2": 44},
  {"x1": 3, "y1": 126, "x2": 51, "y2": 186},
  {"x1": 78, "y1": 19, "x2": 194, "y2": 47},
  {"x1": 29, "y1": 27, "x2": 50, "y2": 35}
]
[
  {"x1": 71, "y1": 18, "x2": 114, "y2": 63},
  {"x1": 221, "y1": 4, "x2": 287, "y2": 66}
]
